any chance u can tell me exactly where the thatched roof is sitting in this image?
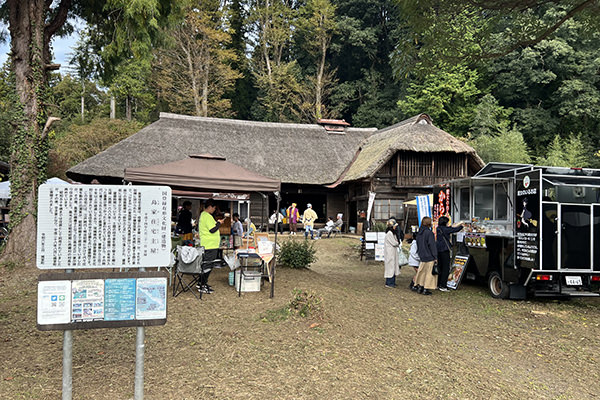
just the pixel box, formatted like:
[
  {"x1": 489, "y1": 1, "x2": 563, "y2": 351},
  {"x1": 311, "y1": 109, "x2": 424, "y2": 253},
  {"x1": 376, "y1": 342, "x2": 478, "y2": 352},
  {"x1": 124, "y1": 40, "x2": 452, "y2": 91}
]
[
  {"x1": 340, "y1": 114, "x2": 484, "y2": 182},
  {"x1": 67, "y1": 113, "x2": 376, "y2": 185}
]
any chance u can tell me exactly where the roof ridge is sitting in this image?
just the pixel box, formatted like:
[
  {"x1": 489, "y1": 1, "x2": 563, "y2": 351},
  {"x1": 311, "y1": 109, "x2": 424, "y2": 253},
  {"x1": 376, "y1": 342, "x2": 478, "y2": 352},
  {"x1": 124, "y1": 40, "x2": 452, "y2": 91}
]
[{"x1": 158, "y1": 112, "x2": 377, "y2": 132}]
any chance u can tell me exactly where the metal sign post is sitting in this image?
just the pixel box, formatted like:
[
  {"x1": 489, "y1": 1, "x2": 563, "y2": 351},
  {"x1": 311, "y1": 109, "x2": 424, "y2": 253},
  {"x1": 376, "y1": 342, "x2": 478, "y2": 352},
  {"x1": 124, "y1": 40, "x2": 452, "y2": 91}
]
[
  {"x1": 135, "y1": 267, "x2": 146, "y2": 400},
  {"x1": 62, "y1": 268, "x2": 74, "y2": 400}
]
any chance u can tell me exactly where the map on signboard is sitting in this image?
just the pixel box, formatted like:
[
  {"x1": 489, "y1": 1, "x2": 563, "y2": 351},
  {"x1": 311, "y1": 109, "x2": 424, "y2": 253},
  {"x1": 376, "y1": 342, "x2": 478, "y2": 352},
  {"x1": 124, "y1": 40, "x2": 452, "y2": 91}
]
[
  {"x1": 136, "y1": 278, "x2": 167, "y2": 320},
  {"x1": 36, "y1": 185, "x2": 172, "y2": 269}
]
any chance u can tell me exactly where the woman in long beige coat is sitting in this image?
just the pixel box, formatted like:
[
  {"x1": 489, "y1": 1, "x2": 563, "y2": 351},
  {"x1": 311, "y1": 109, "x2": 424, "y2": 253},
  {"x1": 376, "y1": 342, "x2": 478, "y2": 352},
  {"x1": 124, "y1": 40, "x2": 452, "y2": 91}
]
[{"x1": 384, "y1": 219, "x2": 400, "y2": 288}]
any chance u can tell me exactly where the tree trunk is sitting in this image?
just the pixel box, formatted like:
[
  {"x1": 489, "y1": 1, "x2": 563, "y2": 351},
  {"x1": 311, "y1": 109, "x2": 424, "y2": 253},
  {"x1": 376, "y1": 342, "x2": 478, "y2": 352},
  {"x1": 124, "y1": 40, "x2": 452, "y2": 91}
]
[
  {"x1": 126, "y1": 95, "x2": 132, "y2": 121},
  {"x1": 110, "y1": 95, "x2": 116, "y2": 119},
  {"x1": 201, "y1": 57, "x2": 209, "y2": 118},
  {"x1": 1, "y1": 0, "x2": 66, "y2": 266},
  {"x1": 315, "y1": 38, "x2": 327, "y2": 120}
]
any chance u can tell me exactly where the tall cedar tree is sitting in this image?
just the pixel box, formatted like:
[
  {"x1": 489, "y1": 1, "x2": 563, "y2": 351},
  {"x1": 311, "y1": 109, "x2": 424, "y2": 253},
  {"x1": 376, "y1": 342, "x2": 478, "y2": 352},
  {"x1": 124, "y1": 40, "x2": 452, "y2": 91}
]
[{"x1": 1, "y1": 0, "x2": 178, "y2": 265}]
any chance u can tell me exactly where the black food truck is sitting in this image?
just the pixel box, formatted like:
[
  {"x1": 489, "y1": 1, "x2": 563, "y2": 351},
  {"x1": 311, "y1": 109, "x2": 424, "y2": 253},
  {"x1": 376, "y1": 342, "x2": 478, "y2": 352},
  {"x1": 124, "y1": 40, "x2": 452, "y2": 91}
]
[{"x1": 436, "y1": 163, "x2": 600, "y2": 299}]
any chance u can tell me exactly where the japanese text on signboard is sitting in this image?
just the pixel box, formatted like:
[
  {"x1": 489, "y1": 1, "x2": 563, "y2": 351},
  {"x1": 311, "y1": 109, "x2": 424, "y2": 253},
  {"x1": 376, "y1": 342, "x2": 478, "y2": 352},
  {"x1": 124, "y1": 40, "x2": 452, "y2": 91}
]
[{"x1": 37, "y1": 185, "x2": 172, "y2": 269}]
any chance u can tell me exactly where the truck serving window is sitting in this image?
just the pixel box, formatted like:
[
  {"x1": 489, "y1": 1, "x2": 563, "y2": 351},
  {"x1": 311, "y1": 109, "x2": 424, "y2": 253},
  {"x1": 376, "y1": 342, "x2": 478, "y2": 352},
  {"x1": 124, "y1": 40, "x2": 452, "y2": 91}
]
[
  {"x1": 474, "y1": 185, "x2": 493, "y2": 220},
  {"x1": 495, "y1": 183, "x2": 508, "y2": 220},
  {"x1": 459, "y1": 187, "x2": 470, "y2": 220}
]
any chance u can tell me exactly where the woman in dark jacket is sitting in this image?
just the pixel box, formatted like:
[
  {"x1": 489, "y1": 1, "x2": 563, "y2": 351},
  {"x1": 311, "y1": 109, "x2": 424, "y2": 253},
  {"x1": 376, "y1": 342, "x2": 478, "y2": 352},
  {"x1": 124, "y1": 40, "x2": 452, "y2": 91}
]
[
  {"x1": 436, "y1": 216, "x2": 464, "y2": 291},
  {"x1": 414, "y1": 216, "x2": 438, "y2": 295}
]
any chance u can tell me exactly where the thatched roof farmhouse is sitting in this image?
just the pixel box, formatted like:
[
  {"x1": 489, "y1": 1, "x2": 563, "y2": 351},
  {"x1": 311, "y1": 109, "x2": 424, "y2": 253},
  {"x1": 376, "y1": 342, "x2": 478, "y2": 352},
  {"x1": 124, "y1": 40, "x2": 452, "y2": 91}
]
[{"x1": 68, "y1": 112, "x2": 483, "y2": 230}]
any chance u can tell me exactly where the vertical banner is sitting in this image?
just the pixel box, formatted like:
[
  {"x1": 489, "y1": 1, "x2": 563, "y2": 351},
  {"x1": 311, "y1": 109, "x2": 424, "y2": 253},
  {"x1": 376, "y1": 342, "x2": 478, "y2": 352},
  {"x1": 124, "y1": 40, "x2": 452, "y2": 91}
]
[
  {"x1": 433, "y1": 186, "x2": 451, "y2": 223},
  {"x1": 366, "y1": 191, "x2": 376, "y2": 229},
  {"x1": 515, "y1": 170, "x2": 541, "y2": 269},
  {"x1": 416, "y1": 195, "x2": 432, "y2": 226}
]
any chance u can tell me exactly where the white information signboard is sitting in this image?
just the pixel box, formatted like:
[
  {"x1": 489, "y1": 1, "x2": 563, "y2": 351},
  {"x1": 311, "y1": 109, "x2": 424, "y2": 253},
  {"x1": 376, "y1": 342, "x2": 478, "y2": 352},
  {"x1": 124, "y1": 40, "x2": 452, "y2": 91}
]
[
  {"x1": 36, "y1": 185, "x2": 172, "y2": 269},
  {"x1": 37, "y1": 280, "x2": 71, "y2": 325},
  {"x1": 374, "y1": 244, "x2": 385, "y2": 261}
]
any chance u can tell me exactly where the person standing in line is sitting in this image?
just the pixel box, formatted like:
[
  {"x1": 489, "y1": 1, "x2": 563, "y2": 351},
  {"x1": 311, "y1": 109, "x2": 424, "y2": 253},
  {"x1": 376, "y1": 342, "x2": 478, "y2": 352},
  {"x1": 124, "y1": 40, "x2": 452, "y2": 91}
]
[
  {"x1": 414, "y1": 216, "x2": 438, "y2": 296},
  {"x1": 287, "y1": 203, "x2": 300, "y2": 235},
  {"x1": 407, "y1": 236, "x2": 420, "y2": 291},
  {"x1": 176, "y1": 201, "x2": 193, "y2": 241},
  {"x1": 436, "y1": 216, "x2": 463, "y2": 291},
  {"x1": 231, "y1": 213, "x2": 243, "y2": 249},
  {"x1": 302, "y1": 203, "x2": 318, "y2": 240},
  {"x1": 384, "y1": 219, "x2": 401, "y2": 288},
  {"x1": 198, "y1": 199, "x2": 224, "y2": 294}
]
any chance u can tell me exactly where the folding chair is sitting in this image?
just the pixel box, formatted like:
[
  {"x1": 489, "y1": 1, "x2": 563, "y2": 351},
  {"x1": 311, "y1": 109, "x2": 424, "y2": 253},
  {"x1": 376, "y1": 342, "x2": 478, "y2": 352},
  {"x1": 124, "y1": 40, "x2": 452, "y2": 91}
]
[
  {"x1": 328, "y1": 227, "x2": 341, "y2": 238},
  {"x1": 173, "y1": 246, "x2": 205, "y2": 300}
]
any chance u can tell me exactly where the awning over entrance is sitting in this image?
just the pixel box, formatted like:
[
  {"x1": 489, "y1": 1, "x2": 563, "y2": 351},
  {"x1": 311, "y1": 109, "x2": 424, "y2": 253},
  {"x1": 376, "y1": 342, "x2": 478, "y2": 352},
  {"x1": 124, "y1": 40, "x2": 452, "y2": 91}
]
[{"x1": 124, "y1": 154, "x2": 281, "y2": 193}]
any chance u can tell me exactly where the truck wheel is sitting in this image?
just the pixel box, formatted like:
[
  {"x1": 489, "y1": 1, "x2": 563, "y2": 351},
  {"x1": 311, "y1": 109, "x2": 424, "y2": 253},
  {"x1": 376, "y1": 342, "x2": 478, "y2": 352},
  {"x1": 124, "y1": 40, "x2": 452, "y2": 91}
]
[{"x1": 488, "y1": 272, "x2": 509, "y2": 299}]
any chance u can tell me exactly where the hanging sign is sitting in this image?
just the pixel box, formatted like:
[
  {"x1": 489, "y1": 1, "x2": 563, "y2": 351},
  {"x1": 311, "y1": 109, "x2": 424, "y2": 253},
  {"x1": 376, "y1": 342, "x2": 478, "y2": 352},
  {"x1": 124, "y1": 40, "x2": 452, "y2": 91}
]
[
  {"x1": 36, "y1": 185, "x2": 172, "y2": 269},
  {"x1": 366, "y1": 191, "x2": 376, "y2": 224}
]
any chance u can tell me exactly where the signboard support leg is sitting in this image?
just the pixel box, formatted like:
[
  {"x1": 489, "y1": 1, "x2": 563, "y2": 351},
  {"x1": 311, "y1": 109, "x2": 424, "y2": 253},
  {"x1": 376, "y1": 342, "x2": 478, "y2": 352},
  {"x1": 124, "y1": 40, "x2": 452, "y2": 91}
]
[
  {"x1": 62, "y1": 329, "x2": 73, "y2": 400},
  {"x1": 62, "y1": 268, "x2": 74, "y2": 400},
  {"x1": 134, "y1": 266, "x2": 146, "y2": 400},
  {"x1": 134, "y1": 326, "x2": 145, "y2": 399}
]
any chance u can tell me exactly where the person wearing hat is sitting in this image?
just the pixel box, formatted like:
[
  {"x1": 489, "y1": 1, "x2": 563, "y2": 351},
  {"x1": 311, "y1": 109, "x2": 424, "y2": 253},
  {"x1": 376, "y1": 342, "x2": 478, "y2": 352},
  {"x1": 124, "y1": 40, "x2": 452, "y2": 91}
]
[
  {"x1": 302, "y1": 203, "x2": 318, "y2": 240},
  {"x1": 384, "y1": 219, "x2": 401, "y2": 288},
  {"x1": 287, "y1": 203, "x2": 300, "y2": 235}
]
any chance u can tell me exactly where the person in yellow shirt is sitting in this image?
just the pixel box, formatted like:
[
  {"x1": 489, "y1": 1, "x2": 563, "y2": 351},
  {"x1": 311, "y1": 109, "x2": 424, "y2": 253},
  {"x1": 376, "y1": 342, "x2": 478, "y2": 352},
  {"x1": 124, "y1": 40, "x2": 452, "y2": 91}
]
[
  {"x1": 198, "y1": 199, "x2": 224, "y2": 294},
  {"x1": 302, "y1": 203, "x2": 318, "y2": 240}
]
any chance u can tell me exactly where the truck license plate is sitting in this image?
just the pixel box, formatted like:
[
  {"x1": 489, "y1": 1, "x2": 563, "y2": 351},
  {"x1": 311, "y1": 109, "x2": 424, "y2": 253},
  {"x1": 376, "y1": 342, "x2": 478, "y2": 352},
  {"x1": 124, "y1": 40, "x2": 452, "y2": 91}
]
[{"x1": 566, "y1": 276, "x2": 582, "y2": 286}]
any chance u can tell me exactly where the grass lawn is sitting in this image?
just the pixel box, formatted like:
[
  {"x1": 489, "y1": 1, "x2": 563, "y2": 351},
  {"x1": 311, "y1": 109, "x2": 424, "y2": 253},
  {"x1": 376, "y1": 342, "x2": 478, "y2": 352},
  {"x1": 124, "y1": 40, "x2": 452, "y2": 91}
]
[{"x1": 1, "y1": 236, "x2": 599, "y2": 399}]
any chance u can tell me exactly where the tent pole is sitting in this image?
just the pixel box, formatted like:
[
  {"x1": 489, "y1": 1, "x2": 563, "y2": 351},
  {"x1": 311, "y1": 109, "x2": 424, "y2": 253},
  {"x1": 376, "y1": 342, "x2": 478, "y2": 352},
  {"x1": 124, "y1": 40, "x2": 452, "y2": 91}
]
[{"x1": 271, "y1": 191, "x2": 280, "y2": 299}]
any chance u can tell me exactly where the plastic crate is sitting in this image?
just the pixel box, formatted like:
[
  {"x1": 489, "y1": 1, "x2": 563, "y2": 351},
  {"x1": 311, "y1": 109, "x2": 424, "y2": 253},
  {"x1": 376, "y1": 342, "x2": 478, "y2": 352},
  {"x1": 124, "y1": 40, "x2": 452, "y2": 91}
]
[{"x1": 235, "y1": 269, "x2": 262, "y2": 292}]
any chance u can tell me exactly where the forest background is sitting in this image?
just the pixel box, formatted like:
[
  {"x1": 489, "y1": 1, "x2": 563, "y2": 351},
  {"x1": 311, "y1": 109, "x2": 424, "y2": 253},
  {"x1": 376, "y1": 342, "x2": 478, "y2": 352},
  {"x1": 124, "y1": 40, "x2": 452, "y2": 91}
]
[{"x1": 1, "y1": 0, "x2": 599, "y2": 180}]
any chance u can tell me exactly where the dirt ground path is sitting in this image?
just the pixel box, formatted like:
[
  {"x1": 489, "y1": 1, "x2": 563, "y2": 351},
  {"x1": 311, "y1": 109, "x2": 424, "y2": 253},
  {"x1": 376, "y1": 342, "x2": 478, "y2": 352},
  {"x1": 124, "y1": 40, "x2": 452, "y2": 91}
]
[{"x1": 1, "y1": 237, "x2": 599, "y2": 399}]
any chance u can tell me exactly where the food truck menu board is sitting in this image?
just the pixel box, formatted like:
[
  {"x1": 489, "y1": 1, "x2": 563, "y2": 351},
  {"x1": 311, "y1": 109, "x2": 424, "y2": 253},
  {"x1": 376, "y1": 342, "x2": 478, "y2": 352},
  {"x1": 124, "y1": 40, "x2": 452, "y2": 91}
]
[
  {"x1": 447, "y1": 255, "x2": 470, "y2": 290},
  {"x1": 515, "y1": 171, "x2": 541, "y2": 269},
  {"x1": 36, "y1": 185, "x2": 172, "y2": 269},
  {"x1": 37, "y1": 272, "x2": 167, "y2": 331}
]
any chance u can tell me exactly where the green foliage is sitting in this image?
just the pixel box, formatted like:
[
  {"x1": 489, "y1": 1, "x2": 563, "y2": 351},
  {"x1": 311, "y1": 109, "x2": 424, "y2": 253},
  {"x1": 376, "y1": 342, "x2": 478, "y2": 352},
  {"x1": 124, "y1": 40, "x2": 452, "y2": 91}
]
[
  {"x1": 154, "y1": 2, "x2": 242, "y2": 118},
  {"x1": 48, "y1": 118, "x2": 143, "y2": 178},
  {"x1": 0, "y1": 61, "x2": 16, "y2": 163},
  {"x1": 470, "y1": 126, "x2": 532, "y2": 164},
  {"x1": 371, "y1": 222, "x2": 386, "y2": 232},
  {"x1": 51, "y1": 74, "x2": 106, "y2": 124},
  {"x1": 260, "y1": 288, "x2": 324, "y2": 321},
  {"x1": 260, "y1": 306, "x2": 291, "y2": 322},
  {"x1": 397, "y1": 64, "x2": 482, "y2": 136},
  {"x1": 277, "y1": 239, "x2": 318, "y2": 269},
  {"x1": 289, "y1": 288, "x2": 323, "y2": 318},
  {"x1": 537, "y1": 134, "x2": 589, "y2": 167}
]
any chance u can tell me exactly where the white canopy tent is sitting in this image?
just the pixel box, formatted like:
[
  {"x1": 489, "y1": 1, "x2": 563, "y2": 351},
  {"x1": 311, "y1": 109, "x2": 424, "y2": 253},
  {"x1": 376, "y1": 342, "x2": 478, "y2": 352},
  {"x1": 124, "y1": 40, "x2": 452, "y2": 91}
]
[{"x1": 0, "y1": 177, "x2": 70, "y2": 199}]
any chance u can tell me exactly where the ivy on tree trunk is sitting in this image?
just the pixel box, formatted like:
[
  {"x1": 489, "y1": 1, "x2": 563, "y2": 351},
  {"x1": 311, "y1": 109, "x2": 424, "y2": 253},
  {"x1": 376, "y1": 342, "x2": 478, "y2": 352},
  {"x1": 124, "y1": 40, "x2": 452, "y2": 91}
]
[{"x1": 2, "y1": 0, "x2": 69, "y2": 266}]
